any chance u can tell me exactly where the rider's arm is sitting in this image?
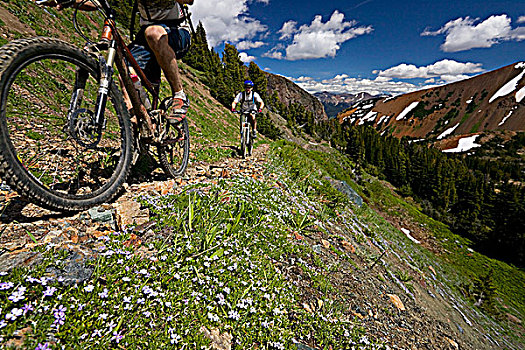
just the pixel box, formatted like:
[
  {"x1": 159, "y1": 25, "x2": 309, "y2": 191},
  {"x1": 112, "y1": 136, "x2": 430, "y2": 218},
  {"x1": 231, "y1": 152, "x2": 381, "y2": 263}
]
[
  {"x1": 232, "y1": 92, "x2": 241, "y2": 111},
  {"x1": 72, "y1": 0, "x2": 98, "y2": 11},
  {"x1": 39, "y1": 0, "x2": 98, "y2": 11},
  {"x1": 254, "y1": 93, "x2": 265, "y2": 111}
]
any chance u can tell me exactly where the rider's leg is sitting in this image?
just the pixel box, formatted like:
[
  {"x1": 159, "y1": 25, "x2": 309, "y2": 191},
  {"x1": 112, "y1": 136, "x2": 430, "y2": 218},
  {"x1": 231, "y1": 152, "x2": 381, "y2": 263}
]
[
  {"x1": 144, "y1": 25, "x2": 189, "y2": 121},
  {"x1": 251, "y1": 113, "x2": 258, "y2": 138},
  {"x1": 144, "y1": 25, "x2": 182, "y2": 95}
]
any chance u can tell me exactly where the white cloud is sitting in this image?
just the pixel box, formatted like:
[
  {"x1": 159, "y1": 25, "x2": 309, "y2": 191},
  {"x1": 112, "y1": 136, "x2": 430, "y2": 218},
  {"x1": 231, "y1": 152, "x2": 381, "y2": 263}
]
[
  {"x1": 263, "y1": 44, "x2": 285, "y2": 59},
  {"x1": 278, "y1": 21, "x2": 298, "y2": 40},
  {"x1": 375, "y1": 59, "x2": 483, "y2": 83},
  {"x1": 517, "y1": 16, "x2": 525, "y2": 24},
  {"x1": 422, "y1": 14, "x2": 525, "y2": 52},
  {"x1": 237, "y1": 41, "x2": 265, "y2": 50},
  {"x1": 191, "y1": 0, "x2": 268, "y2": 47},
  {"x1": 239, "y1": 52, "x2": 256, "y2": 63},
  {"x1": 291, "y1": 74, "x2": 420, "y2": 96},
  {"x1": 268, "y1": 10, "x2": 373, "y2": 60}
]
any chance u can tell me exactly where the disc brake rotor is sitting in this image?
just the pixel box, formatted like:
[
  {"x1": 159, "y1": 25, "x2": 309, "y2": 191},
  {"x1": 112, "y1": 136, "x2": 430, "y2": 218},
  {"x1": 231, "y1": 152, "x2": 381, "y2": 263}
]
[{"x1": 69, "y1": 108, "x2": 101, "y2": 148}]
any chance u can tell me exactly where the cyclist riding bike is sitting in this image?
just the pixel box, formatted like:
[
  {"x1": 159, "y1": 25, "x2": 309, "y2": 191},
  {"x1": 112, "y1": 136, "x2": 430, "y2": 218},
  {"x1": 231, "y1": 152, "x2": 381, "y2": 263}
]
[
  {"x1": 231, "y1": 80, "x2": 264, "y2": 139},
  {"x1": 52, "y1": 0, "x2": 193, "y2": 123}
]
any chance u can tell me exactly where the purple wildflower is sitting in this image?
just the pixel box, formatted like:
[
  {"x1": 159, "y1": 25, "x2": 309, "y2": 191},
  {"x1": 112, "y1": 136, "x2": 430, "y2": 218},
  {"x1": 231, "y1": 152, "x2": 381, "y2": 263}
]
[
  {"x1": 43, "y1": 286, "x2": 56, "y2": 297},
  {"x1": 22, "y1": 303, "x2": 34, "y2": 315},
  {"x1": 98, "y1": 288, "x2": 109, "y2": 299},
  {"x1": 112, "y1": 331, "x2": 124, "y2": 343},
  {"x1": 53, "y1": 305, "x2": 66, "y2": 327},
  {"x1": 8, "y1": 287, "x2": 26, "y2": 303},
  {"x1": 0, "y1": 282, "x2": 14, "y2": 290},
  {"x1": 35, "y1": 343, "x2": 49, "y2": 350}
]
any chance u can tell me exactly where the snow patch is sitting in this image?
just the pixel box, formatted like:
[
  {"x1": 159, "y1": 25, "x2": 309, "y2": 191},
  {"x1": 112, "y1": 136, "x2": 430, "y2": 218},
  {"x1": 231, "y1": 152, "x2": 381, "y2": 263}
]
[
  {"x1": 396, "y1": 101, "x2": 419, "y2": 121},
  {"x1": 515, "y1": 62, "x2": 525, "y2": 69},
  {"x1": 401, "y1": 228, "x2": 420, "y2": 244},
  {"x1": 378, "y1": 115, "x2": 390, "y2": 125},
  {"x1": 443, "y1": 135, "x2": 481, "y2": 153},
  {"x1": 516, "y1": 86, "x2": 525, "y2": 103},
  {"x1": 489, "y1": 68, "x2": 525, "y2": 103},
  {"x1": 437, "y1": 123, "x2": 459, "y2": 140},
  {"x1": 357, "y1": 111, "x2": 377, "y2": 125},
  {"x1": 499, "y1": 110, "x2": 513, "y2": 126},
  {"x1": 466, "y1": 97, "x2": 473, "y2": 104}
]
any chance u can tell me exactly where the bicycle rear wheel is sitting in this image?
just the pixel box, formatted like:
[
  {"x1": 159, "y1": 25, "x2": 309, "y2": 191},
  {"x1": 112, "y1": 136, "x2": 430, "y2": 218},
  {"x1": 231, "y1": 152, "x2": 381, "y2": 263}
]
[
  {"x1": 158, "y1": 118, "x2": 190, "y2": 177},
  {"x1": 0, "y1": 37, "x2": 132, "y2": 211}
]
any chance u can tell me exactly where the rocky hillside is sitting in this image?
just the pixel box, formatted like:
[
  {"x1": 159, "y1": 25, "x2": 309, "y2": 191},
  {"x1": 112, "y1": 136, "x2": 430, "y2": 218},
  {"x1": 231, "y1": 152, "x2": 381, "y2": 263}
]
[
  {"x1": 339, "y1": 62, "x2": 525, "y2": 150},
  {"x1": 266, "y1": 72, "x2": 328, "y2": 122},
  {"x1": 315, "y1": 91, "x2": 376, "y2": 118}
]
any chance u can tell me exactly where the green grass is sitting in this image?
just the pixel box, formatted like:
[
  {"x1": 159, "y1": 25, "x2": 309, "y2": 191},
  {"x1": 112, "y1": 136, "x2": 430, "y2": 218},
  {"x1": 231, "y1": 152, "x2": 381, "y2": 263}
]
[
  {"x1": 362, "y1": 172, "x2": 525, "y2": 319},
  {"x1": 0, "y1": 153, "x2": 385, "y2": 349}
]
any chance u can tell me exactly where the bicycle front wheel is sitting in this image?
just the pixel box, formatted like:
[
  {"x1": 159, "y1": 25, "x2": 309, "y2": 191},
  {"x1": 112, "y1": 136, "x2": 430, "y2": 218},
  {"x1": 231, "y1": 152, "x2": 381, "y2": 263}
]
[
  {"x1": 158, "y1": 118, "x2": 190, "y2": 177},
  {"x1": 0, "y1": 37, "x2": 133, "y2": 211},
  {"x1": 240, "y1": 127, "x2": 247, "y2": 159},
  {"x1": 248, "y1": 124, "x2": 254, "y2": 157}
]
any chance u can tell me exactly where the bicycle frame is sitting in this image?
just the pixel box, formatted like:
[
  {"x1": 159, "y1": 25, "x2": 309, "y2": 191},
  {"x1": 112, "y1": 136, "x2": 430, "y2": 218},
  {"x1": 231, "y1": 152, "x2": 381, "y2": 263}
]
[{"x1": 86, "y1": 0, "x2": 162, "y2": 141}]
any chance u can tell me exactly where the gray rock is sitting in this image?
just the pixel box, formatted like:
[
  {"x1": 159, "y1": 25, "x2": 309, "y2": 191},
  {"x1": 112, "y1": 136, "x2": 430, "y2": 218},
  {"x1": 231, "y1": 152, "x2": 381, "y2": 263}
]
[
  {"x1": 88, "y1": 207, "x2": 114, "y2": 223},
  {"x1": 296, "y1": 343, "x2": 316, "y2": 350},
  {"x1": 327, "y1": 178, "x2": 363, "y2": 207},
  {"x1": 45, "y1": 251, "x2": 93, "y2": 286},
  {"x1": 0, "y1": 251, "x2": 43, "y2": 272},
  {"x1": 312, "y1": 244, "x2": 322, "y2": 254}
]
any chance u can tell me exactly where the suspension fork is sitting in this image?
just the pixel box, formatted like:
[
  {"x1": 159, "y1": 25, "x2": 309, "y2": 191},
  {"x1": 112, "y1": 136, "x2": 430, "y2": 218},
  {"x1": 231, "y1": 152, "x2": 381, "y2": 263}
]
[
  {"x1": 93, "y1": 40, "x2": 117, "y2": 134},
  {"x1": 68, "y1": 68, "x2": 88, "y2": 121}
]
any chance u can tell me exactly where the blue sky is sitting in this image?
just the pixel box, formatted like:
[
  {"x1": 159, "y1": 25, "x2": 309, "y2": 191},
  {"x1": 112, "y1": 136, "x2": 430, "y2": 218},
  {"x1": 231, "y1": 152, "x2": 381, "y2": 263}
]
[{"x1": 191, "y1": 0, "x2": 525, "y2": 95}]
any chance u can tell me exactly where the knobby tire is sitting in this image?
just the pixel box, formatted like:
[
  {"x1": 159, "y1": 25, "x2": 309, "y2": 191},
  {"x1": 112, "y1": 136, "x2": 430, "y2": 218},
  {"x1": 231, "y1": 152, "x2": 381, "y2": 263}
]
[
  {"x1": 0, "y1": 37, "x2": 133, "y2": 211},
  {"x1": 158, "y1": 118, "x2": 190, "y2": 177}
]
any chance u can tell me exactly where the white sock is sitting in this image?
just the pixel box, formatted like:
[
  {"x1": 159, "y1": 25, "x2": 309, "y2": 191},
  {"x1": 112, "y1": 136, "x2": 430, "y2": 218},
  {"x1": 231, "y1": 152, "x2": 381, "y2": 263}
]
[{"x1": 173, "y1": 90, "x2": 186, "y2": 100}]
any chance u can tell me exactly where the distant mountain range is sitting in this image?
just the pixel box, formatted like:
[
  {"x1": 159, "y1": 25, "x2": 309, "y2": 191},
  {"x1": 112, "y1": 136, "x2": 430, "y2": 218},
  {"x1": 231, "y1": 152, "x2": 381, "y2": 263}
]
[
  {"x1": 338, "y1": 62, "x2": 525, "y2": 152},
  {"x1": 314, "y1": 91, "x2": 377, "y2": 118}
]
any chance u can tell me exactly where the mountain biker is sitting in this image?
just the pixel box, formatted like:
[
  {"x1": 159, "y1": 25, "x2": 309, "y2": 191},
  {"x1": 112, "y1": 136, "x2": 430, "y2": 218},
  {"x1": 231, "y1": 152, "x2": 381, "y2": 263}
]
[
  {"x1": 231, "y1": 80, "x2": 265, "y2": 138},
  {"x1": 49, "y1": 0, "x2": 193, "y2": 123}
]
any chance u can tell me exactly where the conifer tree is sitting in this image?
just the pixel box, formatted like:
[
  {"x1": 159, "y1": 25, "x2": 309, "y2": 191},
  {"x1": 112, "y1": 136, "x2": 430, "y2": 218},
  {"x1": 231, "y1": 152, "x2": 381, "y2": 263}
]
[
  {"x1": 248, "y1": 62, "x2": 267, "y2": 99},
  {"x1": 222, "y1": 43, "x2": 245, "y2": 101},
  {"x1": 183, "y1": 21, "x2": 211, "y2": 72}
]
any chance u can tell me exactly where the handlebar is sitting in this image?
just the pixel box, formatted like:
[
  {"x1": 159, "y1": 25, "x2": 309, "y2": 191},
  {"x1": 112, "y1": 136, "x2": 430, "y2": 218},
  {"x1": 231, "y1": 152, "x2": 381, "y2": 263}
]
[{"x1": 233, "y1": 110, "x2": 258, "y2": 114}]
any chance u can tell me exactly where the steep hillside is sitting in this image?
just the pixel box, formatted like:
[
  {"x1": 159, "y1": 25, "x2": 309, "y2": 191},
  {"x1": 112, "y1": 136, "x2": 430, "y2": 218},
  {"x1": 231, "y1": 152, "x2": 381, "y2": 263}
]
[
  {"x1": 266, "y1": 72, "x2": 328, "y2": 122},
  {"x1": 339, "y1": 62, "x2": 525, "y2": 150}
]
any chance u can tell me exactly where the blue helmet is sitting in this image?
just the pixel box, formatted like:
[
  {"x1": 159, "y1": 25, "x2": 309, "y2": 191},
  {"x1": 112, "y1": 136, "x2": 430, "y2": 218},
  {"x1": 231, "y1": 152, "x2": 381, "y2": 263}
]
[{"x1": 244, "y1": 80, "x2": 254, "y2": 87}]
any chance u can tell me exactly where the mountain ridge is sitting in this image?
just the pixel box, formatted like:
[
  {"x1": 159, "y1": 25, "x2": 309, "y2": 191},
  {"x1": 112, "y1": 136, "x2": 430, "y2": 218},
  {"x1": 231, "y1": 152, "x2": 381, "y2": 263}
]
[
  {"x1": 338, "y1": 61, "x2": 525, "y2": 149},
  {"x1": 314, "y1": 91, "x2": 376, "y2": 118}
]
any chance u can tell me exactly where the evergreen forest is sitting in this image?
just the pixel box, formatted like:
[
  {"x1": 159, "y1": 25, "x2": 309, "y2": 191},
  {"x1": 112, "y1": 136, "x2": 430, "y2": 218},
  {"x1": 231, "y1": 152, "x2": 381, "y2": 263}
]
[{"x1": 181, "y1": 20, "x2": 525, "y2": 268}]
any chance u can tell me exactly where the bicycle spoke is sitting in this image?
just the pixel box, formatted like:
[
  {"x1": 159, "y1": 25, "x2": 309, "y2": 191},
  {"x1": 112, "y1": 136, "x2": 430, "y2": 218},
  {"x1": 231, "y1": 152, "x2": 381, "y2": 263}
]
[{"x1": 4, "y1": 55, "x2": 127, "y2": 199}]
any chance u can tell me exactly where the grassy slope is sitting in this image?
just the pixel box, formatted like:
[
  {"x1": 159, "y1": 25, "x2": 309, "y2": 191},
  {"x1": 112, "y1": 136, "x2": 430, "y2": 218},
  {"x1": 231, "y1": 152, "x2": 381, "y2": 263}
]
[{"x1": 0, "y1": 2, "x2": 524, "y2": 348}]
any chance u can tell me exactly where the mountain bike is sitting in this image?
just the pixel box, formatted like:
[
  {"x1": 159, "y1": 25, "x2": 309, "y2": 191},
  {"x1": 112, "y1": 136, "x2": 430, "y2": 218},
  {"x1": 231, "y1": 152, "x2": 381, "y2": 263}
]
[
  {"x1": 0, "y1": 0, "x2": 190, "y2": 211},
  {"x1": 235, "y1": 110, "x2": 255, "y2": 159}
]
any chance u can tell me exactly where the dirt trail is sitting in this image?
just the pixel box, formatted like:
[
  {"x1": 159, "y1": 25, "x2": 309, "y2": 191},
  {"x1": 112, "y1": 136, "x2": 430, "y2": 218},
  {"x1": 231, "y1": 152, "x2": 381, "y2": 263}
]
[{"x1": 0, "y1": 142, "x2": 270, "y2": 243}]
